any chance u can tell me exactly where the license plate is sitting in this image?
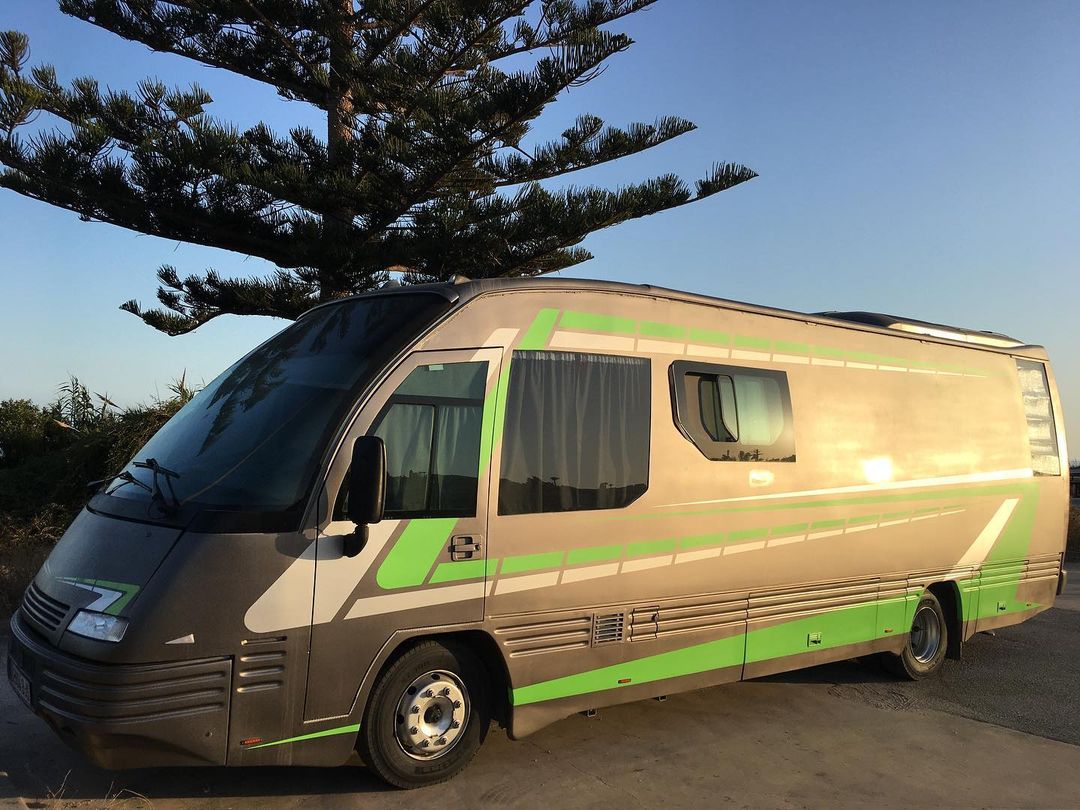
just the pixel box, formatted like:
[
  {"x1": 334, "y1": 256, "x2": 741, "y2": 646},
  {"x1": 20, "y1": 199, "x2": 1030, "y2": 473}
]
[{"x1": 8, "y1": 660, "x2": 32, "y2": 709}]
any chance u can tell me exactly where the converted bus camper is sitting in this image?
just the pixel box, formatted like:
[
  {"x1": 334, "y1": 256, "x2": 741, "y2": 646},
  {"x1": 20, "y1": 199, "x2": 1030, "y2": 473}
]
[{"x1": 8, "y1": 278, "x2": 1069, "y2": 788}]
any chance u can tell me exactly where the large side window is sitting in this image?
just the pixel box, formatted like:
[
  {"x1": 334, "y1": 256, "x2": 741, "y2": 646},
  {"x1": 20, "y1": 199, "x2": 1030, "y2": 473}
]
[
  {"x1": 1016, "y1": 359, "x2": 1060, "y2": 476},
  {"x1": 498, "y1": 351, "x2": 651, "y2": 515},
  {"x1": 370, "y1": 361, "x2": 487, "y2": 518},
  {"x1": 671, "y1": 361, "x2": 795, "y2": 462}
]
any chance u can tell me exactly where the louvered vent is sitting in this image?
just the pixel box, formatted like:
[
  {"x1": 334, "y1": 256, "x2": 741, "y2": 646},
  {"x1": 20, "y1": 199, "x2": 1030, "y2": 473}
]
[
  {"x1": 592, "y1": 612, "x2": 625, "y2": 645},
  {"x1": 21, "y1": 582, "x2": 69, "y2": 633}
]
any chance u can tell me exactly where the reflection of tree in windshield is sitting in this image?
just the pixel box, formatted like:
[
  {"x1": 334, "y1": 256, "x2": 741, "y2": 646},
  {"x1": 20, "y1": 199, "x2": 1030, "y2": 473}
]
[
  {"x1": 198, "y1": 305, "x2": 360, "y2": 455},
  {"x1": 113, "y1": 293, "x2": 450, "y2": 511}
]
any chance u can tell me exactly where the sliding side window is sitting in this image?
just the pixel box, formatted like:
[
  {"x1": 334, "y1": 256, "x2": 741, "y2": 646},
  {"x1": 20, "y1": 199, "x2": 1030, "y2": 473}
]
[
  {"x1": 498, "y1": 351, "x2": 651, "y2": 515},
  {"x1": 671, "y1": 361, "x2": 795, "y2": 462},
  {"x1": 1016, "y1": 359, "x2": 1060, "y2": 476}
]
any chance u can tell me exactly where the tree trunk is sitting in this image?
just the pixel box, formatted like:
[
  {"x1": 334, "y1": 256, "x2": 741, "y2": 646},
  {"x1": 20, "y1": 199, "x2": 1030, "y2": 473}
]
[{"x1": 323, "y1": 0, "x2": 356, "y2": 300}]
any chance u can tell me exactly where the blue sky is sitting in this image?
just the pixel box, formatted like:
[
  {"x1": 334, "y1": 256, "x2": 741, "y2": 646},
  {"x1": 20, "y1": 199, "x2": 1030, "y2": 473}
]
[{"x1": 1, "y1": 1, "x2": 1078, "y2": 447}]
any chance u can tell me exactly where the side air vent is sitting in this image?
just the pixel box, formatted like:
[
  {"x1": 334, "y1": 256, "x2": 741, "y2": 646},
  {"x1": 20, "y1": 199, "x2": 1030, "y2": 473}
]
[{"x1": 592, "y1": 612, "x2": 625, "y2": 645}]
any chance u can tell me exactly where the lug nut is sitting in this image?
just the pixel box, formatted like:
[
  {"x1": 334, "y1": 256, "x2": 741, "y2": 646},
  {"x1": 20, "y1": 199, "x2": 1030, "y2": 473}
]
[
  {"x1": 422, "y1": 689, "x2": 433, "y2": 698},
  {"x1": 420, "y1": 740, "x2": 430, "y2": 748},
  {"x1": 436, "y1": 737, "x2": 446, "y2": 746},
  {"x1": 452, "y1": 700, "x2": 461, "y2": 708},
  {"x1": 440, "y1": 687, "x2": 450, "y2": 696},
  {"x1": 411, "y1": 705, "x2": 420, "y2": 714},
  {"x1": 450, "y1": 720, "x2": 460, "y2": 729},
  {"x1": 409, "y1": 726, "x2": 418, "y2": 735}
]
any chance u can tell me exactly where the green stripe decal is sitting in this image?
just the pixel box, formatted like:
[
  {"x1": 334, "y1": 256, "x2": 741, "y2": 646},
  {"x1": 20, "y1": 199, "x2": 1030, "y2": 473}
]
[
  {"x1": 429, "y1": 559, "x2": 498, "y2": 584},
  {"x1": 567, "y1": 544, "x2": 623, "y2": 565},
  {"x1": 639, "y1": 321, "x2": 685, "y2": 339},
  {"x1": 513, "y1": 635, "x2": 745, "y2": 705},
  {"x1": 501, "y1": 551, "x2": 564, "y2": 575},
  {"x1": 248, "y1": 723, "x2": 361, "y2": 749},
  {"x1": 519, "y1": 308, "x2": 561, "y2": 350},
  {"x1": 512, "y1": 484, "x2": 1039, "y2": 707},
  {"x1": 559, "y1": 310, "x2": 636, "y2": 335},
  {"x1": 376, "y1": 518, "x2": 458, "y2": 589},
  {"x1": 689, "y1": 328, "x2": 731, "y2": 345},
  {"x1": 543, "y1": 308, "x2": 994, "y2": 375},
  {"x1": 626, "y1": 539, "x2": 677, "y2": 557}
]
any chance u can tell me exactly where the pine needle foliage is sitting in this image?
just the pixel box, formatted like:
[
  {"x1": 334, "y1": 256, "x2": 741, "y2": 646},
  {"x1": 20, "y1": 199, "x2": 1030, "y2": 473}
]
[{"x1": 0, "y1": 2, "x2": 756, "y2": 335}]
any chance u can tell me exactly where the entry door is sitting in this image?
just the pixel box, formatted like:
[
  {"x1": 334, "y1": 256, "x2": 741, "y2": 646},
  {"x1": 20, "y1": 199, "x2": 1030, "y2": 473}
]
[{"x1": 304, "y1": 348, "x2": 503, "y2": 721}]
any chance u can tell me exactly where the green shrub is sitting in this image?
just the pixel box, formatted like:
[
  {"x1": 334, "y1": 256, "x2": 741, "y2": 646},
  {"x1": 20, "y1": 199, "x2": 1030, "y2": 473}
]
[{"x1": 0, "y1": 376, "x2": 195, "y2": 615}]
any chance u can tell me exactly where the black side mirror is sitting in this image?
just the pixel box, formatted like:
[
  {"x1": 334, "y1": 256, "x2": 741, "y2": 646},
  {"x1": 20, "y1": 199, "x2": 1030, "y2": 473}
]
[{"x1": 342, "y1": 436, "x2": 386, "y2": 558}]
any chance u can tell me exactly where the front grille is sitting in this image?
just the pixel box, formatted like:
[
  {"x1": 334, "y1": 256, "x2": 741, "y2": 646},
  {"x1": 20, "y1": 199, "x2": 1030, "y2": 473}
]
[{"x1": 21, "y1": 582, "x2": 70, "y2": 633}]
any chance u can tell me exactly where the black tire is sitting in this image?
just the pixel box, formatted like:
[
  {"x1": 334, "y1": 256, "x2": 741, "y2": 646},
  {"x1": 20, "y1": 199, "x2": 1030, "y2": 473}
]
[
  {"x1": 883, "y1": 591, "x2": 948, "y2": 680},
  {"x1": 358, "y1": 640, "x2": 491, "y2": 789}
]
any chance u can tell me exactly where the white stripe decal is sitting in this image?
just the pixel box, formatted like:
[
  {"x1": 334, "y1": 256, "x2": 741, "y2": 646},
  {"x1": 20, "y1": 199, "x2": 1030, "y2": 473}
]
[
  {"x1": 661, "y1": 469, "x2": 1033, "y2": 508},
  {"x1": 549, "y1": 331, "x2": 636, "y2": 351},
  {"x1": 621, "y1": 555, "x2": 673, "y2": 573},
  {"x1": 675, "y1": 547, "x2": 724, "y2": 564},
  {"x1": 731, "y1": 349, "x2": 770, "y2": 361},
  {"x1": 768, "y1": 534, "x2": 805, "y2": 547},
  {"x1": 955, "y1": 498, "x2": 1020, "y2": 569},
  {"x1": 844, "y1": 523, "x2": 878, "y2": 534},
  {"x1": 772, "y1": 353, "x2": 810, "y2": 364},
  {"x1": 495, "y1": 571, "x2": 560, "y2": 595},
  {"x1": 561, "y1": 563, "x2": 620, "y2": 583},
  {"x1": 725, "y1": 540, "x2": 766, "y2": 554},
  {"x1": 685, "y1": 344, "x2": 731, "y2": 359},
  {"x1": 345, "y1": 581, "x2": 487, "y2": 619},
  {"x1": 636, "y1": 338, "x2": 684, "y2": 354}
]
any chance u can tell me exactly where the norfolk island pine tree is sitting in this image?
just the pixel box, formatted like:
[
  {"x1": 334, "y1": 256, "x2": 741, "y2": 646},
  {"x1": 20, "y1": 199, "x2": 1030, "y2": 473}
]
[{"x1": 0, "y1": 1, "x2": 756, "y2": 335}]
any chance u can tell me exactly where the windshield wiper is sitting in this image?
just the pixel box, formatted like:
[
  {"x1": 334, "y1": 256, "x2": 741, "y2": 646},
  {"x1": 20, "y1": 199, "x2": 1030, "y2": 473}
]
[
  {"x1": 132, "y1": 457, "x2": 181, "y2": 512},
  {"x1": 105, "y1": 471, "x2": 153, "y2": 497}
]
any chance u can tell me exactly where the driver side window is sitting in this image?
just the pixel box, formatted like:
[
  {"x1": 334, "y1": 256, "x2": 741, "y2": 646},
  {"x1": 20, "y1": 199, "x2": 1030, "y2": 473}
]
[{"x1": 337, "y1": 361, "x2": 487, "y2": 520}]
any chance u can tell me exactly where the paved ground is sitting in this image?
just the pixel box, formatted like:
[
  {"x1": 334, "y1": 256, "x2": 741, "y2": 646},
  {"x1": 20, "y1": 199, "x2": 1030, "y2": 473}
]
[{"x1": 2, "y1": 581, "x2": 1079, "y2": 809}]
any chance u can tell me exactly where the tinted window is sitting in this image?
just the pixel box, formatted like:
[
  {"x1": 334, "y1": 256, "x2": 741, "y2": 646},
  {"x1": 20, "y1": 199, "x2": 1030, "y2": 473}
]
[
  {"x1": 107, "y1": 294, "x2": 450, "y2": 511},
  {"x1": 372, "y1": 361, "x2": 487, "y2": 518},
  {"x1": 1016, "y1": 359, "x2": 1060, "y2": 476},
  {"x1": 672, "y1": 362, "x2": 795, "y2": 462},
  {"x1": 499, "y1": 351, "x2": 650, "y2": 515}
]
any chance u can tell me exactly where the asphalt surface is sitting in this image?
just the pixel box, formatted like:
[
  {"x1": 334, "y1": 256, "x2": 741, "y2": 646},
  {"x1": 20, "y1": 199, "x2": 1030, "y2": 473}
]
[{"x1": 2, "y1": 581, "x2": 1079, "y2": 809}]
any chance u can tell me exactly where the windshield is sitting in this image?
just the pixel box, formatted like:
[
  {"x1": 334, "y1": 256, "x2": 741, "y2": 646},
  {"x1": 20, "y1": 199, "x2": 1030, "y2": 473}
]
[{"x1": 107, "y1": 293, "x2": 450, "y2": 512}]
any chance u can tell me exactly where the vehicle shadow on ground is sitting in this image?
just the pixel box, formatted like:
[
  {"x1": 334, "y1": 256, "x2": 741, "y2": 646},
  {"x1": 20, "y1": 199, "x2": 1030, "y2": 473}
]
[{"x1": 15, "y1": 660, "x2": 901, "y2": 803}]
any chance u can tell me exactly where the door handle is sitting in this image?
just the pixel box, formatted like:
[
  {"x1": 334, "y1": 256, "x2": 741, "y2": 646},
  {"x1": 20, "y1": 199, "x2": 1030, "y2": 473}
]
[{"x1": 450, "y1": 535, "x2": 482, "y2": 561}]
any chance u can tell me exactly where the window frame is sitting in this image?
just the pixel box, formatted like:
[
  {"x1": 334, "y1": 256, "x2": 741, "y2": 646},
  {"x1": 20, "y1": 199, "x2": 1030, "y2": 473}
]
[{"x1": 670, "y1": 360, "x2": 796, "y2": 462}]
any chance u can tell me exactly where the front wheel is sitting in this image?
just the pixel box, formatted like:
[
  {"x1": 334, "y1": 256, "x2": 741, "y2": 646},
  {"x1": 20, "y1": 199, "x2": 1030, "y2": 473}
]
[
  {"x1": 358, "y1": 640, "x2": 491, "y2": 789},
  {"x1": 883, "y1": 591, "x2": 948, "y2": 680}
]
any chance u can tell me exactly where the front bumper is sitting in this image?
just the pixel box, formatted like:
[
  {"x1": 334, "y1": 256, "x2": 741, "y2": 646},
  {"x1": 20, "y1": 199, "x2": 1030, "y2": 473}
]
[{"x1": 8, "y1": 612, "x2": 232, "y2": 768}]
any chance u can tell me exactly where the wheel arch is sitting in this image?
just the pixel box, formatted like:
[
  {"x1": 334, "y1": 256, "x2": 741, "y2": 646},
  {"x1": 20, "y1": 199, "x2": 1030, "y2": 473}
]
[
  {"x1": 354, "y1": 628, "x2": 511, "y2": 732},
  {"x1": 926, "y1": 580, "x2": 963, "y2": 660}
]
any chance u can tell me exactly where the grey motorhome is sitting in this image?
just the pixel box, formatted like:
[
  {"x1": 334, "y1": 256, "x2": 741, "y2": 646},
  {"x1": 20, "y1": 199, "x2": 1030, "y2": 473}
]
[{"x1": 8, "y1": 277, "x2": 1069, "y2": 788}]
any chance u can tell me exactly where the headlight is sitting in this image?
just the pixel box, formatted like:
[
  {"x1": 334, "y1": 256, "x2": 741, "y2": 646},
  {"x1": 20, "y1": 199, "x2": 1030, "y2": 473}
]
[{"x1": 68, "y1": 610, "x2": 128, "y2": 643}]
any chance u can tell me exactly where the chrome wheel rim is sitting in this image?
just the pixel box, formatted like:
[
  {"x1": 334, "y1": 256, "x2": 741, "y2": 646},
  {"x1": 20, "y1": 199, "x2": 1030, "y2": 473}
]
[
  {"x1": 394, "y1": 670, "x2": 470, "y2": 760},
  {"x1": 910, "y1": 605, "x2": 942, "y2": 663}
]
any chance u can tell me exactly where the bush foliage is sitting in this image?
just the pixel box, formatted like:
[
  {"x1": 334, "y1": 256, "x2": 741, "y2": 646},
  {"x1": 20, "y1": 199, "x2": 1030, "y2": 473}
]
[{"x1": 0, "y1": 376, "x2": 195, "y2": 615}]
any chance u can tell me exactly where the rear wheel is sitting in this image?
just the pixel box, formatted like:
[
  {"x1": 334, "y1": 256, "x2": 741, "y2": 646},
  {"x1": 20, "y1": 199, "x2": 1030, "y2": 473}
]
[
  {"x1": 358, "y1": 640, "x2": 491, "y2": 789},
  {"x1": 884, "y1": 591, "x2": 948, "y2": 679}
]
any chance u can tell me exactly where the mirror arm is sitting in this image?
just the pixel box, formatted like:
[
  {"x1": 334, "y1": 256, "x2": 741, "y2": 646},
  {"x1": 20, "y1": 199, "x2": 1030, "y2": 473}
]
[{"x1": 341, "y1": 524, "x2": 369, "y2": 558}]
